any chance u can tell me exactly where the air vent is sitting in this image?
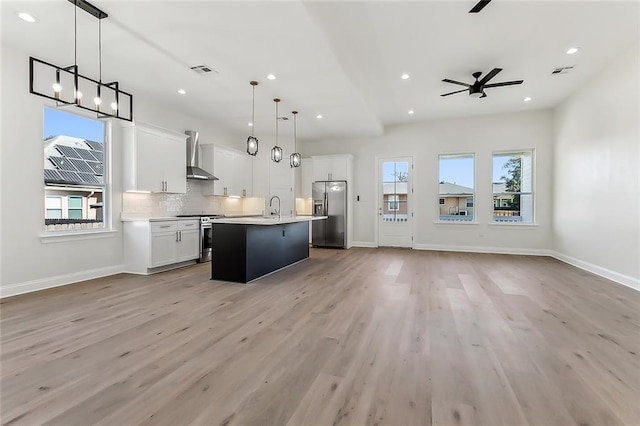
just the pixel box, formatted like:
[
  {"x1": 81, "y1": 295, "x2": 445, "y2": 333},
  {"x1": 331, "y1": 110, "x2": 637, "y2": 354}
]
[
  {"x1": 190, "y1": 64, "x2": 218, "y2": 75},
  {"x1": 551, "y1": 66, "x2": 575, "y2": 75}
]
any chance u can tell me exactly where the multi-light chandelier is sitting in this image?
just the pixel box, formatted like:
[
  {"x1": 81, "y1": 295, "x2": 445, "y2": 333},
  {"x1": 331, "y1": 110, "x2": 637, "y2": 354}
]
[{"x1": 29, "y1": 0, "x2": 133, "y2": 121}]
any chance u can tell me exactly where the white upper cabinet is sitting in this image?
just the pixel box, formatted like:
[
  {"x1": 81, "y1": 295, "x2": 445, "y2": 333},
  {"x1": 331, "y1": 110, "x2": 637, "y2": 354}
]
[
  {"x1": 201, "y1": 145, "x2": 253, "y2": 197},
  {"x1": 311, "y1": 154, "x2": 353, "y2": 182},
  {"x1": 123, "y1": 124, "x2": 187, "y2": 193}
]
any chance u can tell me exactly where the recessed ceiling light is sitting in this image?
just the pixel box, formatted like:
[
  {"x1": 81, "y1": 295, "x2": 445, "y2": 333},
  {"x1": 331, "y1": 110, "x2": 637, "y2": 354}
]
[
  {"x1": 18, "y1": 12, "x2": 37, "y2": 23},
  {"x1": 408, "y1": 110, "x2": 415, "y2": 114},
  {"x1": 316, "y1": 114, "x2": 323, "y2": 119},
  {"x1": 523, "y1": 97, "x2": 532, "y2": 102},
  {"x1": 566, "y1": 47, "x2": 580, "y2": 55},
  {"x1": 267, "y1": 74, "x2": 276, "y2": 80},
  {"x1": 177, "y1": 89, "x2": 186, "y2": 95},
  {"x1": 248, "y1": 122, "x2": 253, "y2": 127},
  {"x1": 401, "y1": 73, "x2": 410, "y2": 80}
]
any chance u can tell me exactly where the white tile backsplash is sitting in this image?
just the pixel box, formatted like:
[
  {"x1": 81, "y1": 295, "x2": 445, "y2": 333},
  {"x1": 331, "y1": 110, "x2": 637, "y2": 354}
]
[{"x1": 122, "y1": 181, "x2": 263, "y2": 217}]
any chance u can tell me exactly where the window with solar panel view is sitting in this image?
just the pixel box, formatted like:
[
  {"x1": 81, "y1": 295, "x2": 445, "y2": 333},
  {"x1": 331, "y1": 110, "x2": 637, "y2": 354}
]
[{"x1": 43, "y1": 108, "x2": 105, "y2": 230}]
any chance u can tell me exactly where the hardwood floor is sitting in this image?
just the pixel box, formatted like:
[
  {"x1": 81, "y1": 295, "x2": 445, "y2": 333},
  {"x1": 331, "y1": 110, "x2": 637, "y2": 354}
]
[{"x1": 1, "y1": 248, "x2": 639, "y2": 425}]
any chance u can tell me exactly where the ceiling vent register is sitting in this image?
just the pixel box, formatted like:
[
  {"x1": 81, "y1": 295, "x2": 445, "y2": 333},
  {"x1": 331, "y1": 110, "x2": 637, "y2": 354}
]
[{"x1": 190, "y1": 65, "x2": 218, "y2": 75}]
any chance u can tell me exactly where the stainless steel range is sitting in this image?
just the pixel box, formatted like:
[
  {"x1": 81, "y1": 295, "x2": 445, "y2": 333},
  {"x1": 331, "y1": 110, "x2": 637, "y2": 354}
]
[{"x1": 177, "y1": 214, "x2": 224, "y2": 262}]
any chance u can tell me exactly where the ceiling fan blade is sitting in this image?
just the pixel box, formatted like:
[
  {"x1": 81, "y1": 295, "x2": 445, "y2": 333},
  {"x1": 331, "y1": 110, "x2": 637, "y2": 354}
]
[
  {"x1": 442, "y1": 79, "x2": 470, "y2": 87},
  {"x1": 469, "y1": 0, "x2": 492, "y2": 13},
  {"x1": 440, "y1": 88, "x2": 469, "y2": 97},
  {"x1": 484, "y1": 80, "x2": 524, "y2": 88},
  {"x1": 480, "y1": 92, "x2": 487, "y2": 98},
  {"x1": 479, "y1": 68, "x2": 502, "y2": 85}
]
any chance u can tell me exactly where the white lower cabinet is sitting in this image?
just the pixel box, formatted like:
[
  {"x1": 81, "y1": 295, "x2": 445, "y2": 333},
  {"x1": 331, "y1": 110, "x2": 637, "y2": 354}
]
[
  {"x1": 124, "y1": 219, "x2": 200, "y2": 274},
  {"x1": 176, "y1": 220, "x2": 200, "y2": 262}
]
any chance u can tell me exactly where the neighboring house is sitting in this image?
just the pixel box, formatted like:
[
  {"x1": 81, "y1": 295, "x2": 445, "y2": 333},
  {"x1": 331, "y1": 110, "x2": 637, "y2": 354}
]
[
  {"x1": 492, "y1": 182, "x2": 521, "y2": 221},
  {"x1": 439, "y1": 182, "x2": 474, "y2": 219},
  {"x1": 382, "y1": 182, "x2": 408, "y2": 219},
  {"x1": 43, "y1": 135, "x2": 104, "y2": 226}
]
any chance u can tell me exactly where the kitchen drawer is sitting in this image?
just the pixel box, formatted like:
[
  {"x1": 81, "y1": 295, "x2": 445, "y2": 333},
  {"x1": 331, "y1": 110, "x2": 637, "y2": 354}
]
[
  {"x1": 150, "y1": 221, "x2": 178, "y2": 233},
  {"x1": 178, "y1": 220, "x2": 199, "y2": 230}
]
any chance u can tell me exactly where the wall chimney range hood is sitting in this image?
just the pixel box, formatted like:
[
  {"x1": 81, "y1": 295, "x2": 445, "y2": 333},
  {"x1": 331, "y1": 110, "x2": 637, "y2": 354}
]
[{"x1": 185, "y1": 130, "x2": 218, "y2": 180}]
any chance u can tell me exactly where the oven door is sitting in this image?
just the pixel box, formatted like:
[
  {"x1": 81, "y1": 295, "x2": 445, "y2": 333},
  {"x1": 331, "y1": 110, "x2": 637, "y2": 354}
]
[{"x1": 200, "y1": 224, "x2": 212, "y2": 263}]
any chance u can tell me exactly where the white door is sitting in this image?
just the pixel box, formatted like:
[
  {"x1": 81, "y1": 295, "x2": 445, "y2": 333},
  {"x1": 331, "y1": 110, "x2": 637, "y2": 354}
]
[{"x1": 378, "y1": 157, "x2": 413, "y2": 247}]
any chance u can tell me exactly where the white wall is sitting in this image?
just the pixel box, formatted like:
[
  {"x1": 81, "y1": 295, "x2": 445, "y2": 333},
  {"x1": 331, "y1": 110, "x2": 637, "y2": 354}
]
[
  {"x1": 552, "y1": 43, "x2": 640, "y2": 289},
  {"x1": 0, "y1": 43, "x2": 243, "y2": 297},
  {"x1": 301, "y1": 110, "x2": 554, "y2": 253}
]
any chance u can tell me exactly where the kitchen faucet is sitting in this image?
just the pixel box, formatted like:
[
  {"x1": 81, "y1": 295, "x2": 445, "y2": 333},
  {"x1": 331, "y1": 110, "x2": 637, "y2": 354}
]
[{"x1": 269, "y1": 195, "x2": 281, "y2": 218}]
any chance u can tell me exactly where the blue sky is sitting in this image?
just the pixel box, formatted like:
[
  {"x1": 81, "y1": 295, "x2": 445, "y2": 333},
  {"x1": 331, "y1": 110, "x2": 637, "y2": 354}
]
[{"x1": 43, "y1": 108, "x2": 104, "y2": 142}]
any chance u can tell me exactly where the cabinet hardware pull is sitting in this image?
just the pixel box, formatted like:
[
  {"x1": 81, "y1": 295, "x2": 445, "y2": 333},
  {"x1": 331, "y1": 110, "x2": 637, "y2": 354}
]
[
  {"x1": 160, "y1": 225, "x2": 171, "y2": 228},
  {"x1": 179, "y1": 231, "x2": 182, "y2": 241},
  {"x1": 176, "y1": 231, "x2": 179, "y2": 242}
]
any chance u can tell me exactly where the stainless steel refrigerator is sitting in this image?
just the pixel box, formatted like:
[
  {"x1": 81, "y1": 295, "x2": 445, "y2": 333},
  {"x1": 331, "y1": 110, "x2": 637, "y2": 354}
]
[{"x1": 312, "y1": 181, "x2": 347, "y2": 248}]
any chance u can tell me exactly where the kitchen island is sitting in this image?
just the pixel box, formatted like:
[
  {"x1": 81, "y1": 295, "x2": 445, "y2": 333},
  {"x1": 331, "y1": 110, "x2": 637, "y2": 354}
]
[{"x1": 210, "y1": 216, "x2": 326, "y2": 283}]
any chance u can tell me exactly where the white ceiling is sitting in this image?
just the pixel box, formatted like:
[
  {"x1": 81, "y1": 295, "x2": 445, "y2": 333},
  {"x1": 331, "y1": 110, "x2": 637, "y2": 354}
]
[{"x1": 2, "y1": 0, "x2": 639, "y2": 142}]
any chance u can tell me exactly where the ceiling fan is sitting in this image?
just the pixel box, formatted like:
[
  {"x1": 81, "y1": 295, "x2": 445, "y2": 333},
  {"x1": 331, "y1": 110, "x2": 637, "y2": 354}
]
[
  {"x1": 440, "y1": 68, "x2": 523, "y2": 98},
  {"x1": 469, "y1": 0, "x2": 492, "y2": 13}
]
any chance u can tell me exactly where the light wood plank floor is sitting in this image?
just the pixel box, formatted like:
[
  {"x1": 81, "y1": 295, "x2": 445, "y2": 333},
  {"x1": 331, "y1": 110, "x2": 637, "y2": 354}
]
[{"x1": 1, "y1": 248, "x2": 639, "y2": 425}]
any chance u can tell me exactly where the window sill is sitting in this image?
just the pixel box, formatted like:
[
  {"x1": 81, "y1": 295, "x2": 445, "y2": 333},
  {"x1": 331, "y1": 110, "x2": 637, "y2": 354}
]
[
  {"x1": 488, "y1": 222, "x2": 539, "y2": 228},
  {"x1": 434, "y1": 221, "x2": 478, "y2": 226},
  {"x1": 40, "y1": 229, "x2": 117, "y2": 244}
]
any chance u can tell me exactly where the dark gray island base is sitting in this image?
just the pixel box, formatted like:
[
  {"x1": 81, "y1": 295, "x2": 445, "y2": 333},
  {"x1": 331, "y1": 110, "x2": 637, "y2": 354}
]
[{"x1": 211, "y1": 220, "x2": 310, "y2": 283}]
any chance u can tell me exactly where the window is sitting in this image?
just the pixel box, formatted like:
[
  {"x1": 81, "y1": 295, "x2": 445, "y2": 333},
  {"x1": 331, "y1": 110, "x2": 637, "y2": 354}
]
[
  {"x1": 492, "y1": 150, "x2": 534, "y2": 223},
  {"x1": 68, "y1": 196, "x2": 83, "y2": 219},
  {"x1": 45, "y1": 196, "x2": 62, "y2": 219},
  {"x1": 438, "y1": 154, "x2": 474, "y2": 221},
  {"x1": 381, "y1": 160, "x2": 409, "y2": 222},
  {"x1": 388, "y1": 195, "x2": 400, "y2": 211},
  {"x1": 43, "y1": 108, "x2": 106, "y2": 231}
]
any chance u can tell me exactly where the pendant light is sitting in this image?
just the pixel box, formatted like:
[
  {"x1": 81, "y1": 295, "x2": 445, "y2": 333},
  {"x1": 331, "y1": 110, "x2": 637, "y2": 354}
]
[
  {"x1": 246, "y1": 80, "x2": 259, "y2": 156},
  {"x1": 289, "y1": 111, "x2": 301, "y2": 168},
  {"x1": 270, "y1": 98, "x2": 283, "y2": 163}
]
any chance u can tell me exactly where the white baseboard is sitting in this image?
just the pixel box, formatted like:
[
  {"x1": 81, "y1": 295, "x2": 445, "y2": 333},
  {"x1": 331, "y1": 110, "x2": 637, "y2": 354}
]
[
  {"x1": 350, "y1": 241, "x2": 377, "y2": 248},
  {"x1": 549, "y1": 251, "x2": 639, "y2": 291},
  {"x1": 1, "y1": 265, "x2": 125, "y2": 299},
  {"x1": 413, "y1": 243, "x2": 550, "y2": 256}
]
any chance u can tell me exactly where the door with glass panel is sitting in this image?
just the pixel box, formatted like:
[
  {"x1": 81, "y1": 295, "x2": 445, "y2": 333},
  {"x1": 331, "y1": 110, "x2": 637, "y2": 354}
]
[{"x1": 378, "y1": 157, "x2": 413, "y2": 247}]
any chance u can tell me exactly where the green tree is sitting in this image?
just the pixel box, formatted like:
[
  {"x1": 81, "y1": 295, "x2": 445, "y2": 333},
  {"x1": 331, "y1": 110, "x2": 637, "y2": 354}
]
[
  {"x1": 501, "y1": 157, "x2": 521, "y2": 209},
  {"x1": 394, "y1": 171, "x2": 408, "y2": 182}
]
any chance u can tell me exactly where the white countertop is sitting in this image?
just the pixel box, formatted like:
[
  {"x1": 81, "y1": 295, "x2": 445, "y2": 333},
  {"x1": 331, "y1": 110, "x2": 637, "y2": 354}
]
[
  {"x1": 121, "y1": 216, "x2": 200, "y2": 222},
  {"x1": 211, "y1": 216, "x2": 327, "y2": 226}
]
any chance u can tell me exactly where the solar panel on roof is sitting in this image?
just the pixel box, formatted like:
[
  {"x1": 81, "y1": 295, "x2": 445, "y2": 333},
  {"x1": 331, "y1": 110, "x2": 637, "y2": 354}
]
[
  {"x1": 85, "y1": 140, "x2": 103, "y2": 152},
  {"x1": 49, "y1": 156, "x2": 77, "y2": 171},
  {"x1": 87, "y1": 161, "x2": 103, "y2": 175},
  {"x1": 56, "y1": 145, "x2": 82, "y2": 158},
  {"x1": 69, "y1": 158, "x2": 94, "y2": 174},
  {"x1": 76, "y1": 173, "x2": 102, "y2": 185},
  {"x1": 57, "y1": 170, "x2": 81, "y2": 183},
  {"x1": 75, "y1": 148, "x2": 98, "y2": 162},
  {"x1": 91, "y1": 151, "x2": 104, "y2": 162},
  {"x1": 43, "y1": 169, "x2": 63, "y2": 182}
]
